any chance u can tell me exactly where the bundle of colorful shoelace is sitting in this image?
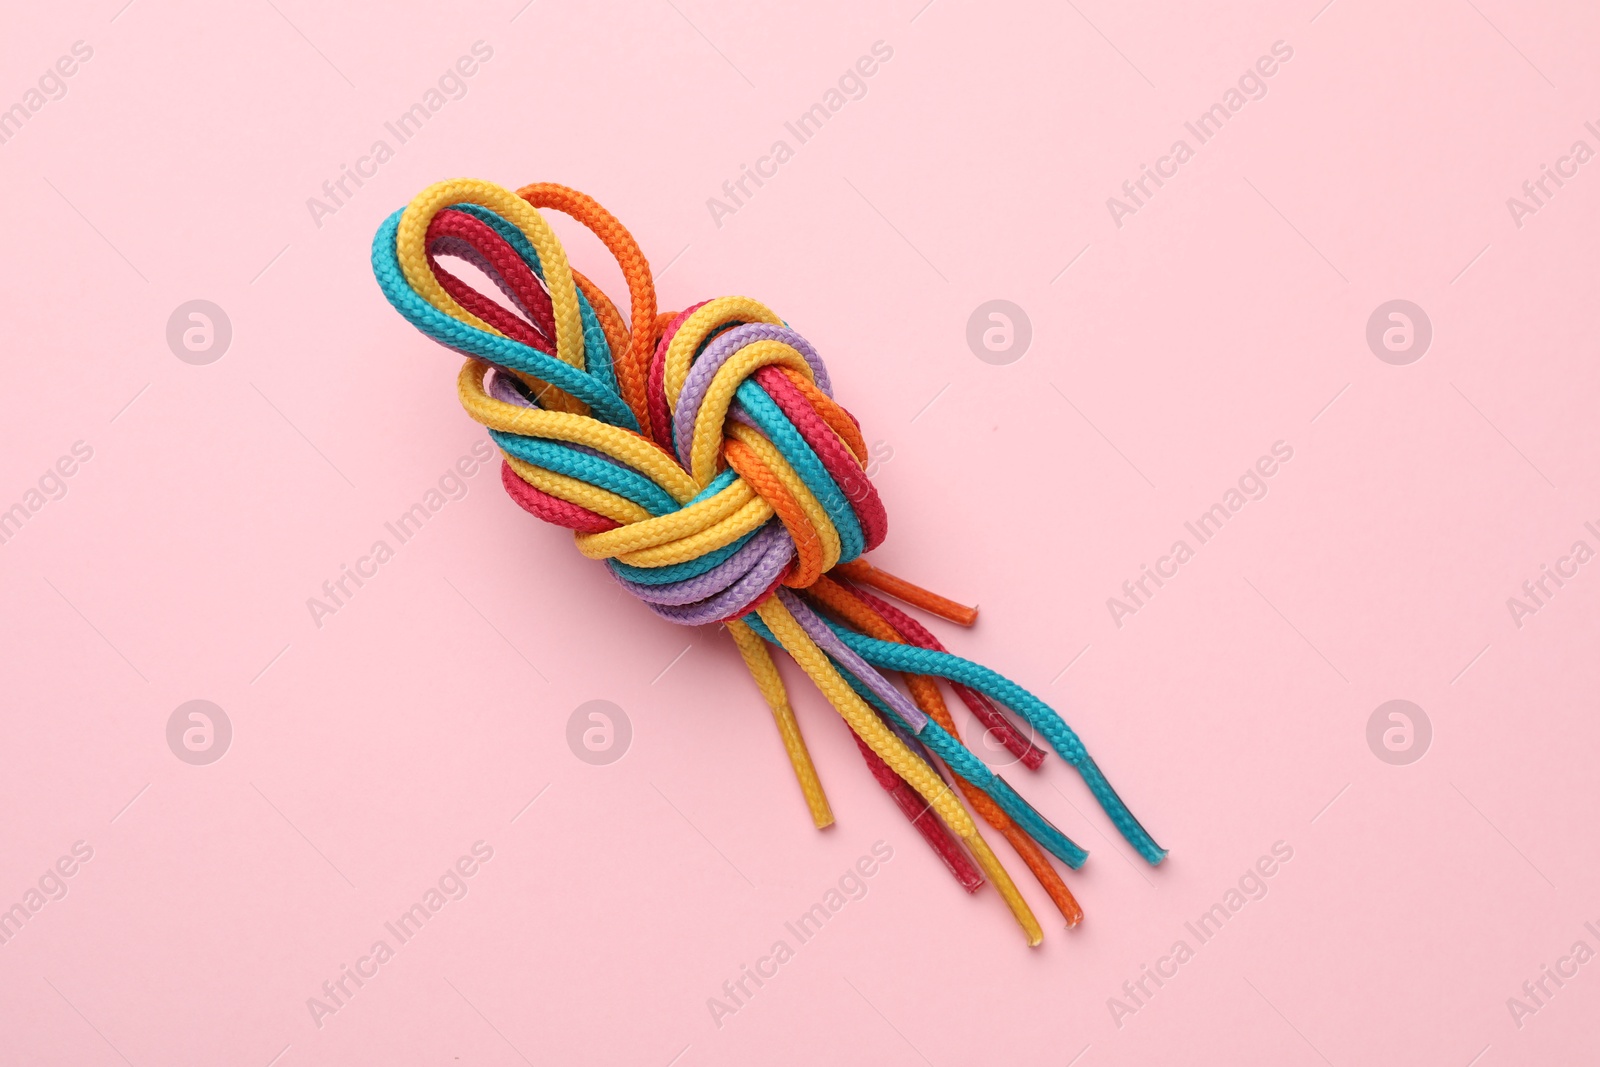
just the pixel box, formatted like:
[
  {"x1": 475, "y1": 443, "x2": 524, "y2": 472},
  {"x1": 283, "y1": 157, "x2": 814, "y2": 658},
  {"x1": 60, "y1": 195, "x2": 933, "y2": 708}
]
[{"x1": 372, "y1": 178, "x2": 1165, "y2": 944}]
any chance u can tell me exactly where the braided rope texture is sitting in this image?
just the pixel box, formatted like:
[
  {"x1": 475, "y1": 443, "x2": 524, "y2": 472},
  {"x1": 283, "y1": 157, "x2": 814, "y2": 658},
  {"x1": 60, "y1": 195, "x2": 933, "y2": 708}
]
[{"x1": 372, "y1": 178, "x2": 1165, "y2": 945}]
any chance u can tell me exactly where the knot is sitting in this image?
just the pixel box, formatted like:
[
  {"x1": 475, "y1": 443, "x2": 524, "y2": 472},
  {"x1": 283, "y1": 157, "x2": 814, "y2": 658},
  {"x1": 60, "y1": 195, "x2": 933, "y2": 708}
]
[
  {"x1": 372, "y1": 179, "x2": 887, "y2": 625},
  {"x1": 375, "y1": 179, "x2": 1168, "y2": 949}
]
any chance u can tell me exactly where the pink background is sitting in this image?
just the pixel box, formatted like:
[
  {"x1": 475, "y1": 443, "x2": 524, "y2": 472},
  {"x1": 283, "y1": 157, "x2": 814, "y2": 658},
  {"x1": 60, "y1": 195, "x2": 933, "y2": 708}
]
[{"x1": 2, "y1": 0, "x2": 1598, "y2": 1063}]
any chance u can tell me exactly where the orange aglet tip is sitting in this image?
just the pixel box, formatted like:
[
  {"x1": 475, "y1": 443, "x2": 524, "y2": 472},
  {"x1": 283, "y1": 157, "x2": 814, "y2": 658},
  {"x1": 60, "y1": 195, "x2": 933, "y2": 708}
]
[{"x1": 834, "y1": 559, "x2": 979, "y2": 628}]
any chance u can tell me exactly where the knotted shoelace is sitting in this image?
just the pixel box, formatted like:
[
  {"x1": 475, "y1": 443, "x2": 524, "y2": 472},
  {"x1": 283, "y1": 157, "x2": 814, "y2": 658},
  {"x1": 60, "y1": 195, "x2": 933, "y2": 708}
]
[{"x1": 372, "y1": 178, "x2": 1166, "y2": 944}]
